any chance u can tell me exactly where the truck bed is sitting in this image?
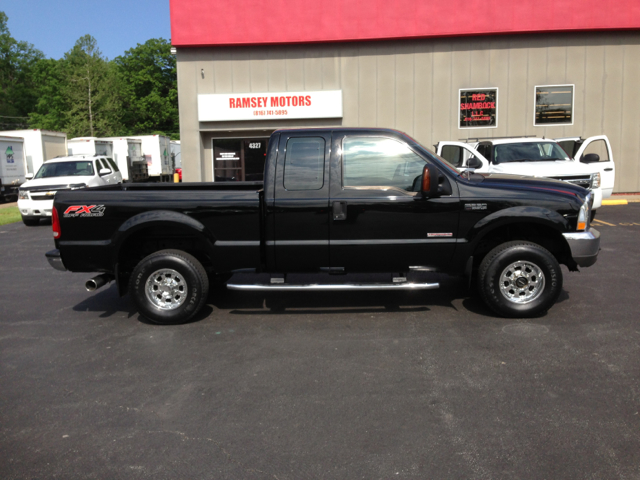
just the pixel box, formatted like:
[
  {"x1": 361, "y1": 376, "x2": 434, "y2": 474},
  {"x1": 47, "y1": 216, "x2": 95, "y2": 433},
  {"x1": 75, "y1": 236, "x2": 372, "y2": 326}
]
[{"x1": 54, "y1": 181, "x2": 264, "y2": 273}]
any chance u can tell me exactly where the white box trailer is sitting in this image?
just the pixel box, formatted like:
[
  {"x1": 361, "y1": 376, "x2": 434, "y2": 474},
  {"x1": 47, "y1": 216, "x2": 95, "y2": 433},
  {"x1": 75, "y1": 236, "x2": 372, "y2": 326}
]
[
  {"x1": 129, "y1": 135, "x2": 173, "y2": 181},
  {"x1": 99, "y1": 137, "x2": 148, "y2": 182},
  {"x1": 0, "y1": 129, "x2": 67, "y2": 175},
  {"x1": 67, "y1": 137, "x2": 114, "y2": 157},
  {"x1": 171, "y1": 140, "x2": 181, "y2": 168},
  {"x1": 0, "y1": 136, "x2": 26, "y2": 201}
]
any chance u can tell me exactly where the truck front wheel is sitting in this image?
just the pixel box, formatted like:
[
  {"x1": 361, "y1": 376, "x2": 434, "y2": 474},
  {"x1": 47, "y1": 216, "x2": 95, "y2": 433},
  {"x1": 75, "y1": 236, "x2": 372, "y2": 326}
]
[
  {"x1": 129, "y1": 249, "x2": 209, "y2": 325},
  {"x1": 478, "y1": 241, "x2": 563, "y2": 318}
]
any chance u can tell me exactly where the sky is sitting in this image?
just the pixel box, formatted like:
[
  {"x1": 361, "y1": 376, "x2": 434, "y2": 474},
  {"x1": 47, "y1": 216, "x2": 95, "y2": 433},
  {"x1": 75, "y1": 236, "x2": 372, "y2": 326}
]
[{"x1": 1, "y1": 0, "x2": 171, "y2": 60}]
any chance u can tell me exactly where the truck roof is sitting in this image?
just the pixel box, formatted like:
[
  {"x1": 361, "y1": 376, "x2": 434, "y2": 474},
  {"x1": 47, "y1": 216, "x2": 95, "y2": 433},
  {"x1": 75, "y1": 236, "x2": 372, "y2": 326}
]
[
  {"x1": 273, "y1": 127, "x2": 416, "y2": 142},
  {"x1": 471, "y1": 137, "x2": 560, "y2": 146},
  {"x1": 44, "y1": 155, "x2": 111, "y2": 162}
]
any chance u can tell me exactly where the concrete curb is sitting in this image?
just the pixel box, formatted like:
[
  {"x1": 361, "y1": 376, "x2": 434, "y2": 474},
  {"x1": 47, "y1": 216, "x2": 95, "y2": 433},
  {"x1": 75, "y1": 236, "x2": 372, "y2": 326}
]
[{"x1": 606, "y1": 195, "x2": 640, "y2": 205}]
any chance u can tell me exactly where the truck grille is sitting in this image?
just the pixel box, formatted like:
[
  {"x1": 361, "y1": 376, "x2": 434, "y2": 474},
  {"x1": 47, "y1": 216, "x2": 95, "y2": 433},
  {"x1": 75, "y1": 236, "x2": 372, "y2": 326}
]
[
  {"x1": 549, "y1": 175, "x2": 592, "y2": 190},
  {"x1": 30, "y1": 193, "x2": 56, "y2": 201}
]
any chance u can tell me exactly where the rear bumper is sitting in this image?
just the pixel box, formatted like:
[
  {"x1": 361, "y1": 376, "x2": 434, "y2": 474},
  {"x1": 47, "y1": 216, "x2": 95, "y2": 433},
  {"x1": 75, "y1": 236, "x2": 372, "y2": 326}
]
[
  {"x1": 45, "y1": 249, "x2": 67, "y2": 271},
  {"x1": 563, "y1": 228, "x2": 600, "y2": 267}
]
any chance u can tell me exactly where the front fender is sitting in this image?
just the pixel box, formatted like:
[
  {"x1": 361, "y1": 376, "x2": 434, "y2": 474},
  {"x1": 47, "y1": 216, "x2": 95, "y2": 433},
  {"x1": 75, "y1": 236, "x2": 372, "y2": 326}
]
[{"x1": 468, "y1": 206, "x2": 570, "y2": 246}]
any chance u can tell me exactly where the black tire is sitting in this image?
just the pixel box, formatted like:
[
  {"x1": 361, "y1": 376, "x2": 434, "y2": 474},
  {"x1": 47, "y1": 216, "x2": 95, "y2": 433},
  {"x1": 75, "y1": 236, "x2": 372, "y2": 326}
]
[
  {"x1": 590, "y1": 209, "x2": 596, "y2": 222},
  {"x1": 22, "y1": 216, "x2": 40, "y2": 226},
  {"x1": 129, "y1": 249, "x2": 209, "y2": 325},
  {"x1": 478, "y1": 241, "x2": 563, "y2": 318}
]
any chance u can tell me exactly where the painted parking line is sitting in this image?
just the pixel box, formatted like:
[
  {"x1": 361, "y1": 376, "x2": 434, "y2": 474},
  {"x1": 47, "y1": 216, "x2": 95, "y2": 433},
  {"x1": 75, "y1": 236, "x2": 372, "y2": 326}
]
[
  {"x1": 592, "y1": 219, "x2": 616, "y2": 227},
  {"x1": 592, "y1": 219, "x2": 640, "y2": 227},
  {"x1": 602, "y1": 199, "x2": 629, "y2": 205}
]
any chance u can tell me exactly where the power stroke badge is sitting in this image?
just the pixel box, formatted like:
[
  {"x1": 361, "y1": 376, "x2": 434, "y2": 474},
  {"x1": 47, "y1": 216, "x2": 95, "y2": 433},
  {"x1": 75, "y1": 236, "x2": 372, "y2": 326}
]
[{"x1": 63, "y1": 205, "x2": 106, "y2": 218}]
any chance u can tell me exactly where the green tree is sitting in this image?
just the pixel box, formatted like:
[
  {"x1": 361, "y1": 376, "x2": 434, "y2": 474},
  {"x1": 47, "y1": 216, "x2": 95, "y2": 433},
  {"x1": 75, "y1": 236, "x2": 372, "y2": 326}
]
[
  {"x1": 0, "y1": 11, "x2": 44, "y2": 129},
  {"x1": 62, "y1": 35, "x2": 123, "y2": 137},
  {"x1": 115, "y1": 38, "x2": 179, "y2": 139},
  {"x1": 28, "y1": 58, "x2": 68, "y2": 131}
]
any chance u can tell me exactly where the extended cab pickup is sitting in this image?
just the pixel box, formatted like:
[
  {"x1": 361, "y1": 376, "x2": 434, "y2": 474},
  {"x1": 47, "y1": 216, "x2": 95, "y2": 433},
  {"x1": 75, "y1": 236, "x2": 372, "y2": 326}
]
[{"x1": 45, "y1": 128, "x2": 600, "y2": 324}]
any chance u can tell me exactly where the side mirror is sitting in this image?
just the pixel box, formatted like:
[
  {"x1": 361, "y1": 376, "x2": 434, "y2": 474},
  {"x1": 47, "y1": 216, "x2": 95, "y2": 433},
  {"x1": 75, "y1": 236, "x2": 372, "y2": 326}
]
[
  {"x1": 99, "y1": 168, "x2": 112, "y2": 176},
  {"x1": 421, "y1": 164, "x2": 439, "y2": 198},
  {"x1": 467, "y1": 156, "x2": 483, "y2": 169},
  {"x1": 25, "y1": 173, "x2": 34, "y2": 180},
  {"x1": 581, "y1": 153, "x2": 600, "y2": 163}
]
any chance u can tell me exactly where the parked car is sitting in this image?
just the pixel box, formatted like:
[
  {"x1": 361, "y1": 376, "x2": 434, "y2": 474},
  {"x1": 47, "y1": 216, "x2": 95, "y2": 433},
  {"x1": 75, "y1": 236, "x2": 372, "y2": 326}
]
[
  {"x1": 435, "y1": 136, "x2": 615, "y2": 214},
  {"x1": 46, "y1": 128, "x2": 599, "y2": 324},
  {"x1": 18, "y1": 155, "x2": 122, "y2": 226}
]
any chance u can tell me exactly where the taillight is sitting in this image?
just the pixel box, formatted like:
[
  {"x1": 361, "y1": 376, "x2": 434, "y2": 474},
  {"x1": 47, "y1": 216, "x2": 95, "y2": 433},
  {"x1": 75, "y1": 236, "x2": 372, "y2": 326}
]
[{"x1": 52, "y1": 207, "x2": 61, "y2": 239}]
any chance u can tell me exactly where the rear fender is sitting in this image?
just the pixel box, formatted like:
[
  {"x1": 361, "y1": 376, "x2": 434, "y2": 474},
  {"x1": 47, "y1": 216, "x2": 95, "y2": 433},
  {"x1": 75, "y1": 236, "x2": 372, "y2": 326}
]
[{"x1": 111, "y1": 210, "x2": 216, "y2": 293}]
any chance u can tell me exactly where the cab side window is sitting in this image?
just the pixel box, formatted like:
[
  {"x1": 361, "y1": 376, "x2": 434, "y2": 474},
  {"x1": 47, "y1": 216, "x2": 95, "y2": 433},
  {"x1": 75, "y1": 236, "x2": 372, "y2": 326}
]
[
  {"x1": 582, "y1": 140, "x2": 610, "y2": 162},
  {"x1": 106, "y1": 158, "x2": 120, "y2": 172},
  {"x1": 343, "y1": 137, "x2": 425, "y2": 192},
  {"x1": 283, "y1": 137, "x2": 325, "y2": 190},
  {"x1": 440, "y1": 145, "x2": 463, "y2": 168},
  {"x1": 96, "y1": 159, "x2": 110, "y2": 176},
  {"x1": 476, "y1": 144, "x2": 491, "y2": 162}
]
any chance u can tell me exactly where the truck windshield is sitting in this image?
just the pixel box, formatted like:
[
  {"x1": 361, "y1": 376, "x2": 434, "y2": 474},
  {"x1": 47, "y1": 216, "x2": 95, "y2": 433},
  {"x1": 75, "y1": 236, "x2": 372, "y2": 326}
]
[
  {"x1": 35, "y1": 161, "x2": 95, "y2": 178},
  {"x1": 493, "y1": 142, "x2": 570, "y2": 164}
]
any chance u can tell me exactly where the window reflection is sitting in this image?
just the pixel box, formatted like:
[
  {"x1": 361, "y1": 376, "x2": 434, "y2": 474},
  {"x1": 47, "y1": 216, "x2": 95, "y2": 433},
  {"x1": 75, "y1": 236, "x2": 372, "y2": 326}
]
[
  {"x1": 284, "y1": 137, "x2": 325, "y2": 190},
  {"x1": 343, "y1": 137, "x2": 425, "y2": 192}
]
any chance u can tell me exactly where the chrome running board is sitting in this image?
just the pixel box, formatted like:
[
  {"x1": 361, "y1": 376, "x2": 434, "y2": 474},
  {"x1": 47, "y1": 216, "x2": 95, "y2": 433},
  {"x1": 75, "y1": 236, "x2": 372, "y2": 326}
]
[{"x1": 226, "y1": 282, "x2": 439, "y2": 292}]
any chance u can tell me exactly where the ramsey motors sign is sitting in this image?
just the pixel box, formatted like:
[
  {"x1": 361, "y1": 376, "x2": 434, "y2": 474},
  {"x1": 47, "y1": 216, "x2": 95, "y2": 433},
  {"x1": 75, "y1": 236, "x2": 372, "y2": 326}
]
[{"x1": 198, "y1": 90, "x2": 343, "y2": 122}]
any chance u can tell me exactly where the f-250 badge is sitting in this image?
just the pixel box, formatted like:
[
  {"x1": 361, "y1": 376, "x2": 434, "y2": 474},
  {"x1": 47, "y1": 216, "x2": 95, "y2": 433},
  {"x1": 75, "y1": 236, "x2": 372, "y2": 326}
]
[
  {"x1": 464, "y1": 203, "x2": 488, "y2": 211},
  {"x1": 63, "y1": 205, "x2": 106, "y2": 218}
]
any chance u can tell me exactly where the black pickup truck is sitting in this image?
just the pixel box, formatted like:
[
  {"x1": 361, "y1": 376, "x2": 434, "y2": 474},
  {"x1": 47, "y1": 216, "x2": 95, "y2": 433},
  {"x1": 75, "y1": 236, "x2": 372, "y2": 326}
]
[{"x1": 45, "y1": 128, "x2": 600, "y2": 324}]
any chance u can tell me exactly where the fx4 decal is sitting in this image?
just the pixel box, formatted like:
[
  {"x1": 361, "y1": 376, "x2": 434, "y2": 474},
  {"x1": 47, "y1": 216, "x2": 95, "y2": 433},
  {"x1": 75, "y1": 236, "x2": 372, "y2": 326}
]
[{"x1": 63, "y1": 205, "x2": 106, "y2": 218}]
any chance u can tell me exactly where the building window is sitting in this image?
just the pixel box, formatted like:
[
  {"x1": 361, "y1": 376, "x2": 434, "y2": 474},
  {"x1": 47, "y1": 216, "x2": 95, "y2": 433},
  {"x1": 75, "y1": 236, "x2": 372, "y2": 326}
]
[
  {"x1": 534, "y1": 85, "x2": 574, "y2": 125},
  {"x1": 459, "y1": 88, "x2": 498, "y2": 129}
]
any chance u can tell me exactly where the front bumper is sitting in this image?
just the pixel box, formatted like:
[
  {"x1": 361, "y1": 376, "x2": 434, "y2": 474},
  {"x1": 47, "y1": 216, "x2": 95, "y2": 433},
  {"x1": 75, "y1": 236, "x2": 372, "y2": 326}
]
[
  {"x1": 45, "y1": 249, "x2": 67, "y2": 271},
  {"x1": 18, "y1": 198, "x2": 54, "y2": 217},
  {"x1": 563, "y1": 228, "x2": 600, "y2": 267}
]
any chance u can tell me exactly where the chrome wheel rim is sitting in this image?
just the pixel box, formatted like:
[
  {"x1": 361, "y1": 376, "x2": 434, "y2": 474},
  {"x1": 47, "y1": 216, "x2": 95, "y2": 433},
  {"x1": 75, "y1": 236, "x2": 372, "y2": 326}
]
[
  {"x1": 145, "y1": 269, "x2": 187, "y2": 310},
  {"x1": 499, "y1": 261, "x2": 545, "y2": 304}
]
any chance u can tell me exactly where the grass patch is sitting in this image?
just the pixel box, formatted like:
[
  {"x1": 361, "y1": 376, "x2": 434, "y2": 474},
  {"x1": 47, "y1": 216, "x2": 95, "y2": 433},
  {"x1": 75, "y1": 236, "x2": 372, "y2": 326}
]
[{"x1": 0, "y1": 207, "x2": 22, "y2": 226}]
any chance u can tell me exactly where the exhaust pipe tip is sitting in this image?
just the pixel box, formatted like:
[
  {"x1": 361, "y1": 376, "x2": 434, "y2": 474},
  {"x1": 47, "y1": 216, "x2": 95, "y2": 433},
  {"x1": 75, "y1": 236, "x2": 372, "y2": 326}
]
[{"x1": 85, "y1": 274, "x2": 114, "y2": 292}]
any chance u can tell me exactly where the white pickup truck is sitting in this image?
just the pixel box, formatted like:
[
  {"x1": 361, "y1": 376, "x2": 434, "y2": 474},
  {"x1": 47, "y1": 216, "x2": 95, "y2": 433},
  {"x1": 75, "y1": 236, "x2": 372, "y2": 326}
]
[{"x1": 435, "y1": 136, "x2": 615, "y2": 212}]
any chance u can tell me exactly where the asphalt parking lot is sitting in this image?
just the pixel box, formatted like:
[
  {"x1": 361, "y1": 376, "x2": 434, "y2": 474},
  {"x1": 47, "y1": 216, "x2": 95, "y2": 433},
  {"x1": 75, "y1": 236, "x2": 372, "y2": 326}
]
[{"x1": 1, "y1": 206, "x2": 639, "y2": 479}]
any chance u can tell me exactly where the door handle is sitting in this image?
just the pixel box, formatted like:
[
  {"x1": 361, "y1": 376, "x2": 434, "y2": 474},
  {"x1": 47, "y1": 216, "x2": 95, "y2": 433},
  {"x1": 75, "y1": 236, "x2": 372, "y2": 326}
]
[
  {"x1": 332, "y1": 201, "x2": 347, "y2": 221},
  {"x1": 604, "y1": 168, "x2": 613, "y2": 172}
]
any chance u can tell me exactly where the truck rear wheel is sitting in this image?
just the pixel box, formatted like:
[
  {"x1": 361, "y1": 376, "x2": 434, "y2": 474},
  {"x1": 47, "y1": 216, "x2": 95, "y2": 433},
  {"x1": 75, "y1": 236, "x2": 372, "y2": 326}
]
[
  {"x1": 478, "y1": 241, "x2": 562, "y2": 318},
  {"x1": 129, "y1": 249, "x2": 209, "y2": 325}
]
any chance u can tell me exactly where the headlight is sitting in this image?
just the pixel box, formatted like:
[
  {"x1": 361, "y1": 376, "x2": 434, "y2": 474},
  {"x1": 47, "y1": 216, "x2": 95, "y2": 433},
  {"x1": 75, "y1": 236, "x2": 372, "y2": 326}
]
[
  {"x1": 69, "y1": 183, "x2": 87, "y2": 190},
  {"x1": 592, "y1": 172, "x2": 601, "y2": 189},
  {"x1": 18, "y1": 190, "x2": 29, "y2": 200},
  {"x1": 577, "y1": 193, "x2": 592, "y2": 231}
]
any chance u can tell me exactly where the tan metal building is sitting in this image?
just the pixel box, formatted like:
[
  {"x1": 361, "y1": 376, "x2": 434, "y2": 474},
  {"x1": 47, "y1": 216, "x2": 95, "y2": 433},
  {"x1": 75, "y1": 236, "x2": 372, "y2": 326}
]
[{"x1": 171, "y1": 0, "x2": 640, "y2": 192}]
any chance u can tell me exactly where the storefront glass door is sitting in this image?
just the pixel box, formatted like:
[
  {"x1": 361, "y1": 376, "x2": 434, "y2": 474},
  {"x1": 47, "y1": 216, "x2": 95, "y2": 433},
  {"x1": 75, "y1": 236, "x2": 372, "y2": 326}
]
[{"x1": 212, "y1": 138, "x2": 269, "y2": 182}]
